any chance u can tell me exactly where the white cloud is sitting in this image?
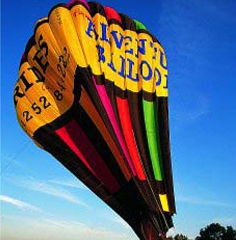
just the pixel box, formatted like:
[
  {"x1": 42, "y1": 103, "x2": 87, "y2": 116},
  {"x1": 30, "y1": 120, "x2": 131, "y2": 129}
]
[
  {"x1": 49, "y1": 178, "x2": 88, "y2": 190},
  {"x1": 166, "y1": 227, "x2": 177, "y2": 237},
  {"x1": 112, "y1": 216, "x2": 130, "y2": 229},
  {"x1": 43, "y1": 219, "x2": 86, "y2": 229},
  {"x1": 0, "y1": 195, "x2": 42, "y2": 212},
  {"x1": 6, "y1": 176, "x2": 90, "y2": 209},
  {"x1": 1, "y1": 215, "x2": 136, "y2": 240}
]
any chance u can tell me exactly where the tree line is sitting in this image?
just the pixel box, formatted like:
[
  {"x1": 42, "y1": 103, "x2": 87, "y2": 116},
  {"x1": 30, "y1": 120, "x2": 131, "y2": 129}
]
[{"x1": 167, "y1": 223, "x2": 236, "y2": 240}]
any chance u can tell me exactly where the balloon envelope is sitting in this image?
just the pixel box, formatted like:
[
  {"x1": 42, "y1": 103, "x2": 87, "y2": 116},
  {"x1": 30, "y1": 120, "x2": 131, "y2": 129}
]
[{"x1": 14, "y1": 1, "x2": 176, "y2": 239}]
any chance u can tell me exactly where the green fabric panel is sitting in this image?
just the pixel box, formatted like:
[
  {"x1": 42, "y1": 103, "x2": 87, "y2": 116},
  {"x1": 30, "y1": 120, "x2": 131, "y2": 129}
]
[
  {"x1": 135, "y1": 19, "x2": 164, "y2": 182},
  {"x1": 142, "y1": 99, "x2": 163, "y2": 181},
  {"x1": 134, "y1": 19, "x2": 147, "y2": 30}
]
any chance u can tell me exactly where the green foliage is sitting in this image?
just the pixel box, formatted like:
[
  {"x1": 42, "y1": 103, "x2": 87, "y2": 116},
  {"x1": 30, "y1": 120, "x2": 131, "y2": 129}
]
[
  {"x1": 174, "y1": 234, "x2": 190, "y2": 240},
  {"x1": 167, "y1": 233, "x2": 191, "y2": 240},
  {"x1": 224, "y1": 226, "x2": 236, "y2": 240},
  {"x1": 167, "y1": 223, "x2": 236, "y2": 240},
  {"x1": 195, "y1": 223, "x2": 236, "y2": 240}
]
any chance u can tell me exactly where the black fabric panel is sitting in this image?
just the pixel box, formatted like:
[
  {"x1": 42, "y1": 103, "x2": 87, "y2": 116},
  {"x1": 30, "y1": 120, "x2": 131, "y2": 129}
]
[
  {"x1": 114, "y1": 180, "x2": 162, "y2": 238},
  {"x1": 107, "y1": 18, "x2": 122, "y2": 27},
  {"x1": 137, "y1": 181, "x2": 168, "y2": 232},
  {"x1": 88, "y1": 2, "x2": 106, "y2": 18},
  {"x1": 143, "y1": 91, "x2": 155, "y2": 102},
  {"x1": 120, "y1": 13, "x2": 137, "y2": 31},
  {"x1": 91, "y1": 73, "x2": 104, "y2": 85},
  {"x1": 127, "y1": 92, "x2": 154, "y2": 182},
  {"x1": 136, "y1": 29, "x2": 152, "y2": 35},
  {"x1": 73, "y1": 104, "x2": 127, "y2": 187},
  {"x1": 157, "y1": 97, "x2": 176, "y2": 213},
  {"x1": 114, "y1": 85, "x2": 127, "y2": 99},
  {"x1": 19, "y1": 54, "x2": 28, "y2": 68},
  {"x1": 104, "y1": 79, "x2": 122, "y2": 132},
  {"x1": 34, "y1": 19, "x2": 49, "y2": 36},
  {"x1": 24, "y1": 36, "x2": 36, "y2": 59},
  {"x1": 154, "y1": 181, "x2": 165, "y2": 195},
  {"x1": 150, "y1": 33, "x2": 162, "y2": 48}
]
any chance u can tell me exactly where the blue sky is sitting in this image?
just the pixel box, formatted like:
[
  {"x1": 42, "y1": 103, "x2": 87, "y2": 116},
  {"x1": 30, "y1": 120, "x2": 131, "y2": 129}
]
[{"x1": 1, "y1": 0, "x2": 236, "y2": 239}]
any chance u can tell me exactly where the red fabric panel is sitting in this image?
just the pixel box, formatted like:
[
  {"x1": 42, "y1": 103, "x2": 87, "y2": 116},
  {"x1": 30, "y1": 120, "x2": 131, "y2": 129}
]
[
  {"x1": 116, "y1": 97, "x2": 146, "y2": 180},
  {"x1": 55, "y1": 119, "x2": 120, "y2": 193},
  {"x1": 104, "y1": 6, "x2": 121, "y2": 22}
]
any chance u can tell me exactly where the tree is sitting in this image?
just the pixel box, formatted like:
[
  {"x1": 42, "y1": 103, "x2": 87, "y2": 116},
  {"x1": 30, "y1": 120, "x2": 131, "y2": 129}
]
[
  {"x1": 166, "y1": 223, "x2": 236, "y2": 240},
  {"x1": 174, "y1": 234, "x2": 190, "y2": 240},
  {"x1": 195, "y1": 223, "x2": 236, "y2": 240},
  {"x1": 223, "y1": 226, "x2": 236, "y2": 240},
  {"x1": 167, "y1": 234, "x2": 191, "y2": 240}
]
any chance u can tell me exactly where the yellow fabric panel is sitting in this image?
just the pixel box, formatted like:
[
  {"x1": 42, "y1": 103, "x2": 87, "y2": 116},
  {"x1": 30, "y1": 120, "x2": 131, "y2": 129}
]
[
  {"x1": 71, "y1": 4, "x2": 102, "y2": 76},
  {"x1": 34, "y1": 20, "x2": 78, "y2": 79},
  {"x1": 35, "y1": 19, "x2": 62, "y2": 57},
  {"x1": 137, "y1": 32, "x2": 155, "y2": 94},
  {"x1": 124, "y1": 30, "x2": 140, "y2": 93},
  {"x1": 92, "y1": 13, "x2": 112, "y2": 81},
  {"x1": 34, "y1": 21, "x2": 80, "y2": 111},
  {"x1": 159, "y1": 194, "x2": 170, "y2": 212},
  {"x1": 15, "y1": 86, "x2": 38, "y2": 137},
  {"x1": 109, "y1": 24, "x2": 126, "y2": 91},
  {"x1": 27, "y1": 45, "x2": 59, "y2": 88},
  {"x1": 26, "y1": 44, "x2": 74, "y2": 109},
  {"x1": 26, "y1": 45, "x2": 60, "y2": 88},
  {"x1": 15, "y1": 61, "x2": 73, "y2": 137},
  {"x1": 49, "y1": 6, "x2": 87, "y2": 68},
  {"x1": 153, "y1": 42, "x2": 168, "y2": 97}
]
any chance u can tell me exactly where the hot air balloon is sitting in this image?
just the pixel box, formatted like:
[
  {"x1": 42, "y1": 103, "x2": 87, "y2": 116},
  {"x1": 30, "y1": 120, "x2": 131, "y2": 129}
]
[{"x1": 14, "y1": 0, "x2": 175, "y2": 239}]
